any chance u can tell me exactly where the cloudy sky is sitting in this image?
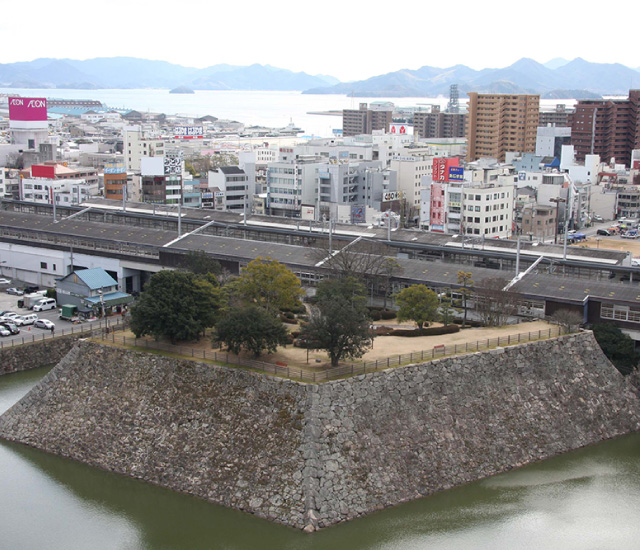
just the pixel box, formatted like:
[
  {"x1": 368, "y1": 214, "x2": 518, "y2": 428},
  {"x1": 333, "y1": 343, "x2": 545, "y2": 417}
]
[{"x1": 1, "y1": 0, "x2": 638, "y2": 82}]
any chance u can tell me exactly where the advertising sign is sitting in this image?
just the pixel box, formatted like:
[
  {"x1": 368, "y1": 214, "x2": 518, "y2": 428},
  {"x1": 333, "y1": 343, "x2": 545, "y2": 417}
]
[
  {"x1": 104, "y1": 162, "x2": 126, "y2": 174},
  {"x1": 8, "y1": 97, "x2": 47, "y2": 121},
  {"x1": 448, "y1": 166, "x2": 464, "y2": 181},
  {"x1": 174, "y1": 126, "x2": 203, "y2": 139},
  {"x1": 389, "y1": 124, "x2": 413, "y2": 135},
  {"x1": 31, "y1": 165, "x2": 55, "y2": 179},
  {"x1": 433, "y1": 158, "x2": 447, "y2": 182},
  {"x1": 383, "y1": 191, "x2": 400, "y2": 202},
  {"x1": 351, "y1": 205, "x2": 366, "y2": 224},
  {"x1": 518, "y1": 171, "x2": 527, "y2": 181},
  {"x1": 431, "y1": 224, "x2": 445, "y2": 232}
]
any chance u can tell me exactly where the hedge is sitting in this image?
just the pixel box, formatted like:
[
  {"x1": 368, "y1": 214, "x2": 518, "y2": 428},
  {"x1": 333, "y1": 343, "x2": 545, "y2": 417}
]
[{"x1": 382, "y1": 324, "x2": 461, "y2": 337}]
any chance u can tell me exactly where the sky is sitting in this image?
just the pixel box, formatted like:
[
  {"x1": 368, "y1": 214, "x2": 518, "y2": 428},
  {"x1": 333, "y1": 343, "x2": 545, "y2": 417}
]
[{"x1": 1, "y1": 0, "x2": 638, "y2": 82}]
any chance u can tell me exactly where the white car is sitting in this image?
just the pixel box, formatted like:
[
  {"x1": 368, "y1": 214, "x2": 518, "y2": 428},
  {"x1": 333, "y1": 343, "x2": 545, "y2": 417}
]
[
  {"x1": 0, "y1": 326, "x2": 10, "y2": 337},
  {"x1": 0, "y1": 312, "x2": 19, "y2": 322},
  {"x1": 34, "y1": 319, "x2": 55, "y2": 330},
  {"x1": 33, "y1": 298, "x2": 57, "y2": 312},
  {"x1": 0, "y1": 278, "x2": 10, "y2": 285}
]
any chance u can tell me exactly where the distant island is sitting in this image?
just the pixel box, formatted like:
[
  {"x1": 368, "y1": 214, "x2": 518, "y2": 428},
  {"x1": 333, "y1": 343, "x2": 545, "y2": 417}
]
[{"x1": 170, "y1": 86, "x2": 195, "y2": 94}]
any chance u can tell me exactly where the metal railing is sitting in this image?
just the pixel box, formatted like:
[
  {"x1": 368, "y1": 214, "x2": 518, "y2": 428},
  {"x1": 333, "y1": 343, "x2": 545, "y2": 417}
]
[
  {"x1": 101, "y1": 326, "x2": 566, "y2": 383},
  {"x1": 0, "y1": 317, "x2": 124, "y2": 349}
]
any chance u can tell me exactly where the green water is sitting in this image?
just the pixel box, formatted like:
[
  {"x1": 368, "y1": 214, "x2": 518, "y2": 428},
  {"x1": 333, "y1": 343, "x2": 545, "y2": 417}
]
[{"x1": 2, "y1": 368, "x2": 640, "y2": 550}]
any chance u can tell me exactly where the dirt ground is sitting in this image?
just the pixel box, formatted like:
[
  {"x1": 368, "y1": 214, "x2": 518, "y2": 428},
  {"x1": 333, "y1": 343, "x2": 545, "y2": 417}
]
[
  {"x1": 266, "y1": 319, "x2": 556, "y2": 369},
  {"x1": 574, "y1": 237, "x2": 640, "y2": 257},
  {"x1": 119, "y1": 319, "x2": 558, "y2": 370}
]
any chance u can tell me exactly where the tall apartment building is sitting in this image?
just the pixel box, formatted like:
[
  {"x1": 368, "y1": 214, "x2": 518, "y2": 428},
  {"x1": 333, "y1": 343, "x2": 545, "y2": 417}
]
[
  {"x1": 539, "y1": 104, "x2": 574, "y2": 127},
  {"x1": 570, "y1": 90, "x2": 640, "y2": 167},
  {"x1": 466, "y1": 93, "x2": 540, "y2": 162},
  {"x1": 342, "y1": 103, "x2": 393, "y2": 136},
  {"x1": 413, "y1": 106, "x2": 467, "y2": 140}
]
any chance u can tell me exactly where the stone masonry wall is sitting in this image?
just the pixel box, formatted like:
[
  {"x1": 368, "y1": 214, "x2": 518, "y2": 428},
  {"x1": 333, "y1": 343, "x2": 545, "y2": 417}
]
[
  {"x1": 1, "y1": 332, "x2": 639, "y2": 531},
  {"x1": 0, "y1": 334, "x2": 85, "y2": 376}
]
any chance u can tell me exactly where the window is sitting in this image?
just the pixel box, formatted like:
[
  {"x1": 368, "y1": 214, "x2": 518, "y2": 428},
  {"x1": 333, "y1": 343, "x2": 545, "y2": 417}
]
[{"x1": 40, "y1": 262, "x2": 47, "y2": 269}]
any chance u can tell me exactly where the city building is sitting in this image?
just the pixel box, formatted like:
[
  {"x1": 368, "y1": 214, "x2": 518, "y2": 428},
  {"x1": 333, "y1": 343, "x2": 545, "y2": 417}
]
[
  {"x1": 207, "y1": 166, "x2": 250, "y2": 212},
  {"x1": 539, "y1": 104, "x2": 574, "y2": 127},
  {"x1": 520, "y1": 204, "x2": 557, "y2": 242},
  {"x1": 466, "y1": 93, "x2": 540, "y2": 162},
  {"x1": 140, "y1": 153, "x2": 183, "y2": 205},
  {"x1": 123, "y1": 125, "x2": 165, "y2": 172},
  {"x1": 342, "y1": 103, "x2": 393, "y2": 136},
  {"x1": 413, "y1": 106, "x2": 467, "y2": 140},
  {"x1": 103, "y1": 162, "x2": 128, "y2": 201},
  {"x1": 536, "y1": 126, "x2": 572, "y2": 158},
  {"x1": 570, "y1": 90, "x2": 640, "y2": 167}
]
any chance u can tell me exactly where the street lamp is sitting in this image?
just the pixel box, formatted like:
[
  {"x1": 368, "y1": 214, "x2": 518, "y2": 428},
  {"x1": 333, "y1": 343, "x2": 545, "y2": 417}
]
[{"x1": 550, "y1": 197, "x2": 566, "y2": 245}]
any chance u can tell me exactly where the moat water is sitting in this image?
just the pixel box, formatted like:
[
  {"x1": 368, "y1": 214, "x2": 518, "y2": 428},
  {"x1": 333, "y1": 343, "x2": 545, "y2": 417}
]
[{"x1": 2, "y1": 367, "x2": 640, "y2": 549}]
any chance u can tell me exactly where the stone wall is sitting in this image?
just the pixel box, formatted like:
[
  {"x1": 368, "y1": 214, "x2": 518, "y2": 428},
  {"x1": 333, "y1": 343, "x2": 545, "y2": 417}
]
[
  {"x1": 1, "y1": 332, "x2": 639, "y2": 531},
  {"x1": 0, "y1": 334, "x2": 86, "y2": 375}
]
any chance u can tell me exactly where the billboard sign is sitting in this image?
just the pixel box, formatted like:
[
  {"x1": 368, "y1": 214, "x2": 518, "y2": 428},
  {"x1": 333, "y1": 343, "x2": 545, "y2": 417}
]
[
  {"x1": 31, "y1": 165, "x2": 56, "y2": 179},
  {"x1": 351, "y1": 205, "x2": 366, "y2": 223},
  {"x1": 433, "y1": 158, "x2": 447, "y2": 182},
  {"x1": 9, "y1": 97, "x2": 47, "y2": 121},
  {"x1": 383, "y1": 191, "x2": 400, "y2": 202},
  {"x1": 389, "y1": 124, "x2": 413, "y2": 135},
  {"x1": 174, "y1": 126, "x2": 203, "y2": 139},
  {"x1": 448, "y1": 166, "x2": 464, "y2": 181},
  {"x1": 104, "y1": 162, "x2": 126, "y2": 174}
]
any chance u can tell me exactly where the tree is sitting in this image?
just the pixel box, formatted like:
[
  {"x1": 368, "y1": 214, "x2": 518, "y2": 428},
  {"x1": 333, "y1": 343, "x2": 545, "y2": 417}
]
[
  {"x1": 438, "y1": 288, "x2": 456, "y2": 326},
  {"x1": 457, "y1": 271, "x2": 474, "y2": 327},
  {"x1": 475, "y1": 277, "x2": 519, "y2": 327},
  {"x1": 550, "y1": 309, "x2": 583, "y2": 334},
  {"x1": 394, "y1": 285, "x2": 440, "y2": 329},
  {"x1": 592, "y1": 323, "x2": 638, "y2": 375},
  {"x1": 130, "y1": 270, "x2": 223, "y2": 343},
  {"x1": 234, "y1": 257, "x2": 303, "y2": 313},
  {"x1": 215, "y1": 306, "x2": 289, "y2": 358},
  {"x1": 300, "y1": 278, "x2": 372, "y2": 366}
]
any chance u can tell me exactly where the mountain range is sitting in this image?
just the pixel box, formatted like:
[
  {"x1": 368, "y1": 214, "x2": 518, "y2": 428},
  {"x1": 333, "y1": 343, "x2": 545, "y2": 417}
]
[
  {"x1": 304, "y1": 58, "x2": 640, "y2": 98},
  {"x1": 0, "y1": 57, "x2": 639, "y2": 98},
  {"x1": 0, "y1": 57, "x2": 339, "y2": 91}
]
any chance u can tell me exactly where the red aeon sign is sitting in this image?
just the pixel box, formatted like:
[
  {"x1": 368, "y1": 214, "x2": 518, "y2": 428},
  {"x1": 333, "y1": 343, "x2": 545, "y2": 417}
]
[{"x1": 8, "y1": 97, "x2": 47, "y2": 121}]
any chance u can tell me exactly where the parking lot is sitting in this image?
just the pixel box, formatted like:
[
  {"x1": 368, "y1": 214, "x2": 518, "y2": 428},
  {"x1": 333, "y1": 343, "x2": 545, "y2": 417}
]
[{"x1": 0, "y1": 282, "x2": 119, "y2": 345}]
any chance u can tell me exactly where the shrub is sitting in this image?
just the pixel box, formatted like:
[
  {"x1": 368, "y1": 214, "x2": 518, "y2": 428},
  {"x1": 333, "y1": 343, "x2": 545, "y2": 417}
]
[
  {"x1": 382, "y1": 325, "x2": 461, "y2": 337},
  {"x1": 283, "y1": 311, "x2": 295, "y2": 320},
  {"x1": 280, "y1": 315, "x2": 298, "y2": 325},
  {"x1": 373, "y1": 326, "x2": 394, "y2": 336},
  {"x1": 453, "y1": 319, "x2": 484, "y2": 328},
  {"x1": 370, "y1": 310, "x2": 382, "y2": 321},
  {"x1": 379, "y1": 310, "x2": 396, "y2": 320}
]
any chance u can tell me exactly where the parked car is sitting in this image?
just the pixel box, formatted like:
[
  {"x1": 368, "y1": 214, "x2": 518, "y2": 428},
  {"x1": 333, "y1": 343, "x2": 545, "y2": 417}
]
[
  {"x1": 593, "y1": 215, "x2": 603, "y2": 222},
  {"x1": 33, "y1": 298, "x2": 57, "y2": 312},
  {"x1": 5, "y1": 288, "x2": 23, "y2": 295},
  {"x1": 0, "y1": 326, "x2": 10, "y2": 337},
  {"x1": 622, "y1": 231, "x2": 639, "y2": 239},
  {"x1": 0, "y1": 278, "x2": 11, "y2": 285},
  {"x1": 34, "y1": 319, "x2": 55, "y2": 330},
  {"x1": 13, "y1": 314, "x2": 38, "y2": 326},
  {"x1": 0, "y1": 312, "x2": 19, "y2": 322},
  {"x1": 597, "y1": 229, "x2": 611, "y2": 236},
  {"x1": 0, "y1": 322, "x2": 20, "y2": 334},
  {"x1": 23, "y1": 285, "x2": 40, "y2": 294}
]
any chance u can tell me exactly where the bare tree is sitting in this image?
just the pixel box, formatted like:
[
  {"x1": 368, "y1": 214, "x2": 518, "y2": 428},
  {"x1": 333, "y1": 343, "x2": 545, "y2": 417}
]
[
  {"x1": 474, "y1": 277, "x2": 520, "y2": 327},
  {"x1": 550, "y1": 309, "x2": 583, "y2": 334},
  {"x1": 314, "y1": 239, "x2": 402, "y2": 307}
]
